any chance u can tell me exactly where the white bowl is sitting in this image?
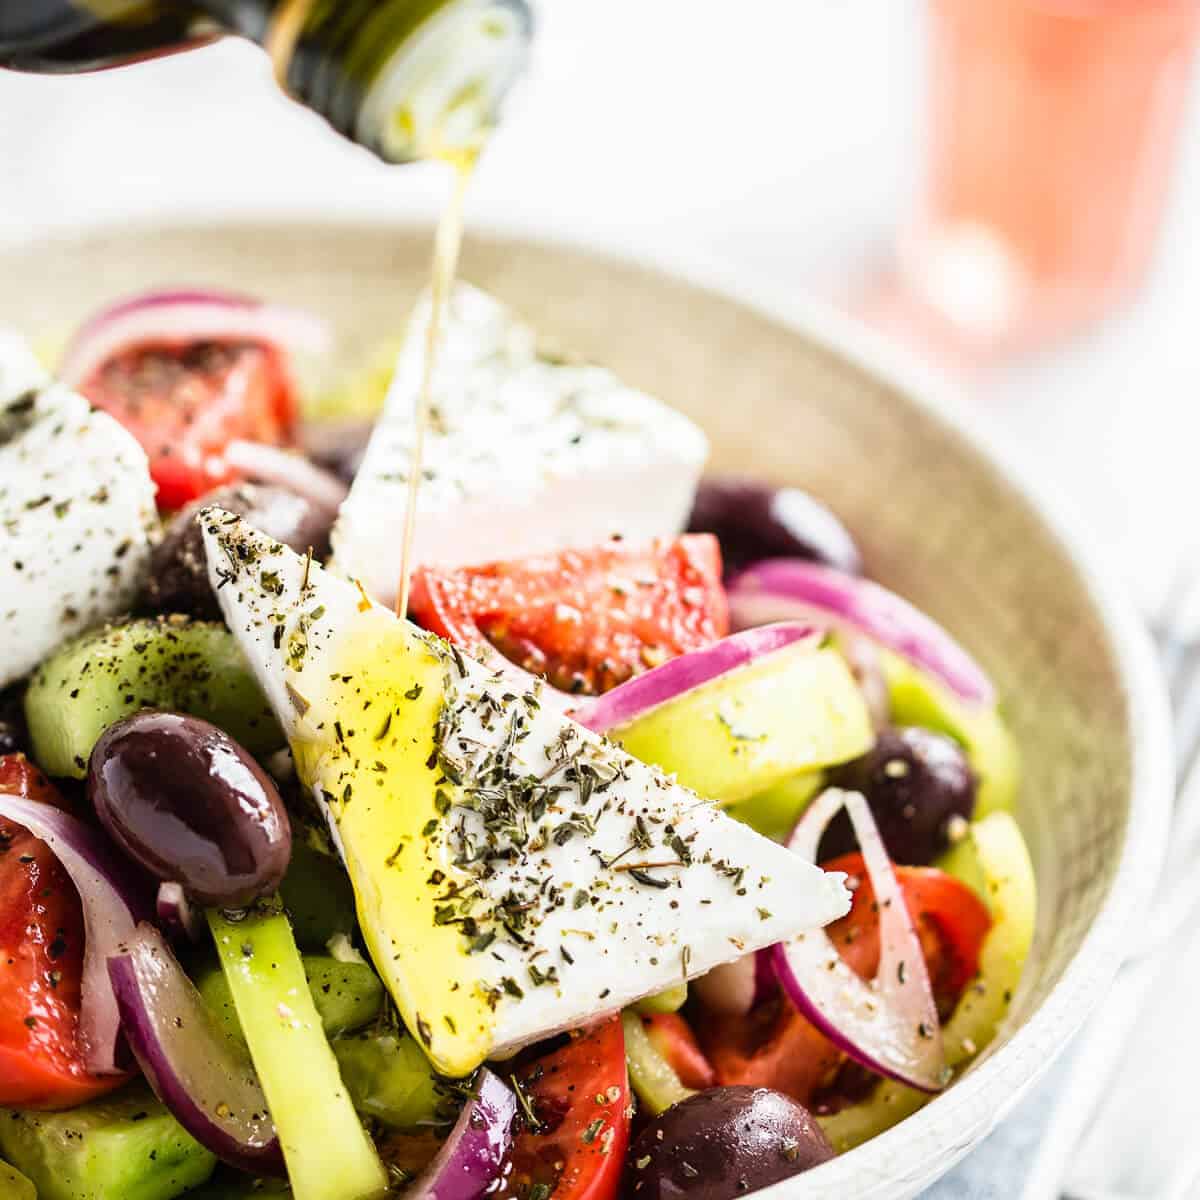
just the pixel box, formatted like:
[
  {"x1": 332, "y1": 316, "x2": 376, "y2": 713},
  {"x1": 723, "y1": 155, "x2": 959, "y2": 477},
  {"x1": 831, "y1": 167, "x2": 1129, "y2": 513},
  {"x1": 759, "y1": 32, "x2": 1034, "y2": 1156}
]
[{"x1": 0, "y1": 222, "x2": 1173, "y2": 1198}]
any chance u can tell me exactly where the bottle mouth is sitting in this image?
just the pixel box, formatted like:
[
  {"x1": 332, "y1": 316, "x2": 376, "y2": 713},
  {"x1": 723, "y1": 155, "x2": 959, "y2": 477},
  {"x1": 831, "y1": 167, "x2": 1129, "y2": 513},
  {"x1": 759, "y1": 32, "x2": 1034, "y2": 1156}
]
[{"x1": 357, "y1": 0, "x2": 533, "y2": 164}]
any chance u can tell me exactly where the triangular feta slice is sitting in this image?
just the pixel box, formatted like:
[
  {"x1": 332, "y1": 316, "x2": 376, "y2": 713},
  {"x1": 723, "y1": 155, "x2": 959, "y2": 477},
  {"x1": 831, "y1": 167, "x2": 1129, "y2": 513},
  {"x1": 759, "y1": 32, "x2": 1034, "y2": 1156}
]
[
  {"x1": 202, "y1": 510, "x2": 849, "y2": 1076},
  {"x1": 331, "y1": 284, "x2": 708, "y2": 606},
  {"x1": 1, "y1": 333, "x2": 157, "y2": 688}
]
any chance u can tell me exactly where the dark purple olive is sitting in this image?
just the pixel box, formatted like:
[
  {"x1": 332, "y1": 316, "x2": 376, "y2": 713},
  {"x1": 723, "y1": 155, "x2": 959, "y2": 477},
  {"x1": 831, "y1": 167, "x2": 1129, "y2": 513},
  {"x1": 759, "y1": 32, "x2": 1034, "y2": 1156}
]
[
  {"x1": 688, "y1": 477, "x2": 862, "y2": 576},
  {"x1": 819, "y1": 726, "x2": 977, "y2": 866},
  {"x1": 628, "y1": 1087, "x2": 833, "y2": 1199},
  {"x1": 141, "y1": 482, "x2": 334, "y2": 619},
  {"x1": 88, "y1": 711, "x2": 291, "y2": 907}
]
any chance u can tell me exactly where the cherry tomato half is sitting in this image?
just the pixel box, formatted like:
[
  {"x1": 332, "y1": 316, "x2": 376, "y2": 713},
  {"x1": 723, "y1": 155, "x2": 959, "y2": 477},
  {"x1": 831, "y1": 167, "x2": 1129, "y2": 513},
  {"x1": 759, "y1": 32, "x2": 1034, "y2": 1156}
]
[
  {"x1": 410, "y1": 536, "x2": 728, "y2": 695},
  {"x1": 498, "y1": 1018, "x2": 631, "y2": 1200}
]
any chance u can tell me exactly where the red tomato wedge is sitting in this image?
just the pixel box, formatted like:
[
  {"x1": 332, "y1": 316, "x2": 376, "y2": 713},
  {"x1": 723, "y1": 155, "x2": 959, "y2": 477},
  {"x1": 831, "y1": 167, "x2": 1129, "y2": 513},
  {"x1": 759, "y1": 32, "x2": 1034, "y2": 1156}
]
[
  {"x1": 410, "y1": 536, "x2": 729, "y2": 695},
  {"x1": 79, "y1": 340, "x2": 298, "y2": 510},
  {"x1": 0, "y1": 755, "x2": 128, "y2": 1109},
  {"x1": 700, "y1": 994, "x2": 844, "y2": 1106},
  {"x1": 822, "y1": 852, "x2": 992, "y2": 1014},
  {"x1": 701, "y1": 856, "x2": 991, "y2": 1105},
  {"x1": 497, "y1": 1019, "x2": 631, "y2": 1200},
  {"x1": 642, "y1": 1013, "x2": 715, "y2": 1090}
]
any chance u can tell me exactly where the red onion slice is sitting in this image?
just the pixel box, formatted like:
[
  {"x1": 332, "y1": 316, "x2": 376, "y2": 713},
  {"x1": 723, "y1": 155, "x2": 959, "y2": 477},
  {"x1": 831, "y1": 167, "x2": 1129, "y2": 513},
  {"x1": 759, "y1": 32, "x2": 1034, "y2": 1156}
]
[
  {"x1": 108, "y1": 923, "x2": 284, "y2": 1176},
  {"x1": 155, "y1": 881, "x2": 201, "y2": 942},
  {"x1": 0, "y1": 793, "x2": 148, "y2": 1075},
  {"x1": 573, "y1": 623, "x2": 819, "y2": 734},
  {"x1": 60, "y1": 289, "x2": 331, "y2": 388},
  {"x1": 407, "y1": 1067, "x2": 517, "y2": 1200},
  {"x1": 727, "y1": 560, "x2": 994, "y2": 708},
  {"x1": 771, "y1": 788, "x2": 948, "y2": 1093},
  {"x1": 223, "y1": 440, "x2": 349, "y2": 514}
]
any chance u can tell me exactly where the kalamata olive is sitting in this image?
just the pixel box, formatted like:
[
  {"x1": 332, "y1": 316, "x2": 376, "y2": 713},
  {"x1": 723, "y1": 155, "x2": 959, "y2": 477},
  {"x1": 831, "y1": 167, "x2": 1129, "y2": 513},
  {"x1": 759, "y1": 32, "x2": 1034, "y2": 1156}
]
[
  {"x1": 141, "y1": 482, "x2": 334, "y2": 619},
  {"x1": 628, "y1": 1086, "x2": 833, "y2": 1199},
  {"x1": 88, "y1": 711, "x2": 291, "y2": 907},
  {"x1": 820, "y1": 726, "x2": 977, "y2": 865},
  {"x1": 688, "y1": 477, "x2": 862, "y2": 576}
]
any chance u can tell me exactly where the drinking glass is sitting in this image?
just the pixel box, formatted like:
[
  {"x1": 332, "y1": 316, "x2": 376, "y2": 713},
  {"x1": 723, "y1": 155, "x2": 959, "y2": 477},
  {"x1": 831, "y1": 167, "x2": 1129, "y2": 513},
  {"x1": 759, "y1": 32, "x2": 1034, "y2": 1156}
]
[{"x1": 899, "y1": 0, "x2": 1200, "y2": 354}]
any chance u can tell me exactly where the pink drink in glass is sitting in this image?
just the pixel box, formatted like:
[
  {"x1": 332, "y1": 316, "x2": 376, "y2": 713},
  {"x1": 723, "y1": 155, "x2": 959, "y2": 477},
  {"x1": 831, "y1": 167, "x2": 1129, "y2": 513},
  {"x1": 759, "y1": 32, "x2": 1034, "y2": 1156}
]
[{"x1": 901, "y1": 0, "x2": 1200, "y2": 354}]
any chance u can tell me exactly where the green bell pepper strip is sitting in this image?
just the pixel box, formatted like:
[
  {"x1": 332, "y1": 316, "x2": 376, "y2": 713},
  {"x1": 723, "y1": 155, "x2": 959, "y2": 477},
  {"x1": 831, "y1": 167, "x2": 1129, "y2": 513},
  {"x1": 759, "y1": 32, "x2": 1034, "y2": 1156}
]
[
  {"x1": 632, "y1": 982, "x2": 689, "y2": 1016},
  {"x1": 621, "y1": 1010, "x2": 694, "y2": 1116},
  {"x1": 207, "y1": 901, "x2": 388, "y2": 1200}
]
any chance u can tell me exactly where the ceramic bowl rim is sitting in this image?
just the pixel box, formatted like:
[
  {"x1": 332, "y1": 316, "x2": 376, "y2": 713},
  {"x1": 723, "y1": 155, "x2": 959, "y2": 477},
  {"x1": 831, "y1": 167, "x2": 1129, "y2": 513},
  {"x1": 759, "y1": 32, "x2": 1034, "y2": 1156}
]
[{"x1": 10, "y1": 216, "x2": 1175, "y2": 1193}]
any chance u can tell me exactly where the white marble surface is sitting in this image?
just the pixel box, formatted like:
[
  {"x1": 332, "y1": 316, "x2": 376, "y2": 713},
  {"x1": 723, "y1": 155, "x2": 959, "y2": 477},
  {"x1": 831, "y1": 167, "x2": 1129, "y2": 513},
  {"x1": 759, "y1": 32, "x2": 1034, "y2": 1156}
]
[{"x1": 3, "y1": 3, "x2": 1198, "y2": 1195}]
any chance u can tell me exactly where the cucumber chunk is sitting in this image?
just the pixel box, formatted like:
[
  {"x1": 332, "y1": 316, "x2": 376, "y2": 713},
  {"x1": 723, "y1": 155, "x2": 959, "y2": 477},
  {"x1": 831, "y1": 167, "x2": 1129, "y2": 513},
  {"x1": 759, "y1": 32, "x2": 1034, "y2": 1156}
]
[
  {"x1": 197, "y1": 955, "x2": 384, "y2": 1044},
  {"x1": 936, "y1": 812, "x2": 1037, "y2": 1060},
  {"x1": 331, "y1": 1033, "x2": 442, "y2": 1130},
  {"x1": 612, "y1": 643, "x2": 872, "y2": 803},
  {"x1": 0, "y1": 1161, "x2": 35, "y2": 1200},
  {"x1": 207, "y1": 901, "x2": 387, "y2": 1200},
  {"x1": 880, "y1": 649, "x2": 1018, "y2": 817},
  {"x1": 24, "y1": 616, "x2": 283, "y2": 778},
  {"x1": 0, "y1": 1084, "x2": 216, "y2": 1200},
  {"x1": 727, "y1": 771, "x2": 824, "y2": 842},
  {"x1": 817, "y1": 811, "x2": 1036, "y2": 1152},
  {"x1": 278, "y1": 840, "x2": 358, "y2": 949}
]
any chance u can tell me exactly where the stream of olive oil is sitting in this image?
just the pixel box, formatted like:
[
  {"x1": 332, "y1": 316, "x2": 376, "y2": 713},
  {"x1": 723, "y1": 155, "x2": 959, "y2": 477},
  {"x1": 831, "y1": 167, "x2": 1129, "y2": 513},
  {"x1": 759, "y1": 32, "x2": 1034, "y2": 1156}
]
[
  {"x1": 395, "y1": 155, "x2": 474, "y2": 617},
  {"x1": 265, "y1": 0, "x2": 313, "y2": 86},
  {"x1": 267, "y1": 0, "x2": 476, "y2": 616}
]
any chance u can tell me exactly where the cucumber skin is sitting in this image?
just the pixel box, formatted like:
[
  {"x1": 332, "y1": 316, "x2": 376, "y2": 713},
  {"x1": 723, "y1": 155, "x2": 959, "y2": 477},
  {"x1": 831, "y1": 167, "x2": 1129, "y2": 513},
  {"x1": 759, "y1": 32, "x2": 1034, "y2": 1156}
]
[
  {"x1": 197, "y1": 956, "x2": 384, "y2": 1045},
  {"x1": 206, "y1": 903, "x2": 387, "y2": 1200},
  {"x1": 24, "y1": 617, "x2": 283, "y2": 779},
  {"x1": 0, "y1": 1084, "x2": 216, "y2": 1200}
]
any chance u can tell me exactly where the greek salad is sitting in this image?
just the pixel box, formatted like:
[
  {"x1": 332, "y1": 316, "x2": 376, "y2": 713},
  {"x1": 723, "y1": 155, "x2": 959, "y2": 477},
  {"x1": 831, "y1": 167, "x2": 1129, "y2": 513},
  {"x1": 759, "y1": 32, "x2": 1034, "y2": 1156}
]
[{"x1": 0, "y1": 283, "x2": 1036, "y2": 1200}]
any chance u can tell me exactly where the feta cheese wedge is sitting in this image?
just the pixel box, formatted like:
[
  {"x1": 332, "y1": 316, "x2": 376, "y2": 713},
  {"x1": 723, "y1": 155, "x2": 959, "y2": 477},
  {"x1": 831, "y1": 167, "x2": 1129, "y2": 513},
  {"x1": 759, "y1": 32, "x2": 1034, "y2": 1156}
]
[
  {"x1": 203, "y1": 510, "x2": 849, "y2": 1076},
  {"x1": 331, "y1": 284, "x2": 709, "y2": 606},
  {"x1": 0, "y1": 339, "x2": 157, "y2": 688}
]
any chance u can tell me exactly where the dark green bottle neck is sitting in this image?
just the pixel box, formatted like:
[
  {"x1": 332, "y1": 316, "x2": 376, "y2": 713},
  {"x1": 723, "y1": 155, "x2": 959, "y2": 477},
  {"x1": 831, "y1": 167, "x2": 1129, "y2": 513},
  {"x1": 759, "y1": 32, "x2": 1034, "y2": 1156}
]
[
  {"x1": 0, "y1": 0, "x2": 534, "y2": 165},
  {"x1": 286, "y1": 0, "x2": 533, "y2": 163}
]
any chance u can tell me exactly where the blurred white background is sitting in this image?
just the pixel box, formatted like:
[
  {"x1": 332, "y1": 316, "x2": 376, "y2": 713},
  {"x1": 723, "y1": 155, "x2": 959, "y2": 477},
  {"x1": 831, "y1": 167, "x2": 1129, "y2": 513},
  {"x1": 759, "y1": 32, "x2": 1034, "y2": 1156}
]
[
  {"x1": 3, "y1": 4, "x2": 1199, "y2": 1194},
  {"x1": 2, "y1": 0, "x2": 1199, "y2": 607}
]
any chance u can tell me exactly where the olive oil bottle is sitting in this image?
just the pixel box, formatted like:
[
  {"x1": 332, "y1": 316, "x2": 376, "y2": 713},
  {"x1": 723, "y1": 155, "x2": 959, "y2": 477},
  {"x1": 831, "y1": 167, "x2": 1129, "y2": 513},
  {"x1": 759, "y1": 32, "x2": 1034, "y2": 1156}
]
[{"x1": 0, "y1": 0, "x2": 534, "y2": 163}]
